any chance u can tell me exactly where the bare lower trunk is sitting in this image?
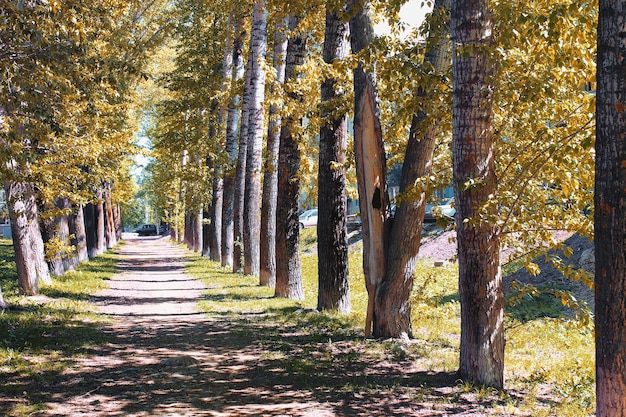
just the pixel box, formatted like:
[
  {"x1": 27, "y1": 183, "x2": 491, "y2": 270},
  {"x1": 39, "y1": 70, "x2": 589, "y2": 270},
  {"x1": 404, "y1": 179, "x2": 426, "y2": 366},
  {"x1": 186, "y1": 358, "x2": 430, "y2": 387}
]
[
  {"x1": 209, "y1": 176, "x2": 223, "y2": 261},
  {"x1": 221, "y1": 19, "x2": 246, "y2": 269},
  {"x1": 84, "y1": 203, "x2": 98, "y2": 259},
  {"x1": 70, "y1": 204, "x2": 88, "y2": 263},
  {"x1": 243, "y1": 0, "x2": 268, "y2": 277},
  {"x1": 95, "y1": 190, "x2": 106, "y2": 255},
  {"x1": 233, "y1": 47, "x2": 254, "y2": 273},
  {"x1": 317, "y1": 8, "x2": 350, "y2": 314},
  {"x1": 452, "y1": 0, "x2": 504, "y2": 389},
  {"x1": 275, "y1": 14, "x2": 305, "y2": 300},
  {"x1": 595, "y1": 0, "x2": 626, "y2": 414},
  {"x1": 260, "y1": 17, "x2": 288, "y2": 288},
  {"x1": 5, "y1": 181, "x2": 51, "y2": 294}
]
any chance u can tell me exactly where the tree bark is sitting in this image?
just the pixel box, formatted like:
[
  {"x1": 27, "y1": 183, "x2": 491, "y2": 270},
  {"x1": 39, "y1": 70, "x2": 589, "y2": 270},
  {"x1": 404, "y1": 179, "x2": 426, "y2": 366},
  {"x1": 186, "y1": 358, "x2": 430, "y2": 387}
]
[
  {"x1": 222, "y1": 19, "x2": 246, "y2": 269},
  {"x1": 95, "y1": 189, "x2": 106, "y2": 255},
  {"x1": 202, "y1": 209, "x2": 211, "y2": 257},
  {"x1": 243, "y1": 0, "x2": 268, "y2": 277},
  {"x1": 275, "y1": 15, "x2": 305, "y2": 300},
  {"x1": 209, "y1": 172, "x2": 223, "y2": 261},
  {"x1": 349, "y1": 0, "x2": 390, "y2": 335},
  {"x1": 70, "y1": 204, "x2": 88, "y2": 263},
  {"x1": 83, "y1": 203, "x2": 98, "y2": 259},
  {"x1": 233, "y1": 41, "x2": 255, "y2": 273},
  {"x1": 317, "y1": 8, "x2": 350, "y2": 314},
  {"x1": 260, "y1": 17, "x2": 288, "y2": 288},
  {"x1": 5, "y1": 180, "x2": 51, "y2": 294},
  {"x1": 375, "y1": 0, "x2": 452, "y2": 338},
  {"x1": 452, "y1": 0, "x2": 504, "y2": 389},
  {"x1": 594, "y1": 0, "x2": 626, "y2": 414},
  {"x1": 194, "y1": 207, "x2": 203, "y2": 253}
]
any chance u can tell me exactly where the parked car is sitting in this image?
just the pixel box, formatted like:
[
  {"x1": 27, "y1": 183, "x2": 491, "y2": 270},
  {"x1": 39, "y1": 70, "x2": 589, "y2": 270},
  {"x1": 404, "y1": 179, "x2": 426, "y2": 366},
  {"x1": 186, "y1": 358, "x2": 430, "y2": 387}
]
[
  {"x1": 135, "y1": 224, "x2": 158, "y2": 236},
  {"x1": 424, "y1": 198, "x2": 456, "y2": 222},
  {"x1": 299, "y1": 208, "x2": 318, "y2": 229}
]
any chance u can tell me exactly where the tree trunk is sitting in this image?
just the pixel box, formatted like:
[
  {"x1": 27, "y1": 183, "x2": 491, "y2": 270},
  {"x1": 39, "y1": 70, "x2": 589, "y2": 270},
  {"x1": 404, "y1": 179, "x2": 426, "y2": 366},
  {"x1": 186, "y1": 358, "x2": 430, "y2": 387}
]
[
  {"x1": 114, "y1": 203, "x2": 122, "y2": 241},
  {"x1": 202, "y1": 209, "x2": 211, "y2": 257},
  {"x1": 317, "y1": 8, "x2": 350, "y2": 314},
  {"x1": 375, "y1": 0, "x2": 452, "y2": 338},
  {"x1": 42, "y1": 201, "x2": 65, "y2": 277},
  {"x1": 349, "y1": 0, "x2": 390, "y2": 335},
  {"x1": 95, "y1": 189, "x2": 106, "y2": 255},
  {"x1": 275, "y1": 15, "x2": 305, "y2": 300},
  {"x1": 259, "y1": 17, "x2": 288, "y2": 288},
  {"x1": 103, "y1": 183, "x2": 117, "y2": 249},
  {"x1": 70, "y1": 204, "x2": 88, "y2": 263},
  {"x1": 4, "y1": 180, "x2": 50, "y2": 294},
  {"x1": 243, "y1": 0, "x2": 268, "y2": 277},
  {"x1": 59, "y1": 198, "x2": 79, "y2": 270},
  {"x1": 194, "y1": 207, "x2": 203, "y2": 253},
  {"x1": 84, "y1": 203, "x2": 98, "y2": 259},
  {"x1": 209, "y1": 174, "x2": 223, "y2": 261},
  {"x1": 222, "y1": 19, "x2": 246, "y2": 269},
  {"x1": 594, "y1": 0, "x2": 626, "y2": 414},
  {"x1": 452, "y1": 0, "x2": 504, "y2": 389},
  {"x1": 233, "y1": 42, "x2": 255, "y2": 273}
]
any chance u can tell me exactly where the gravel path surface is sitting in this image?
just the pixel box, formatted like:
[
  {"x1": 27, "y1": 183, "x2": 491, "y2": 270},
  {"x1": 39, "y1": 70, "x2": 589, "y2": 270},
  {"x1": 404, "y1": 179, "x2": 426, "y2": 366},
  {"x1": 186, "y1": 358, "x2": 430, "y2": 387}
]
[{"x1": 43, "y1": 236, "x2": 335, "y2": 417}]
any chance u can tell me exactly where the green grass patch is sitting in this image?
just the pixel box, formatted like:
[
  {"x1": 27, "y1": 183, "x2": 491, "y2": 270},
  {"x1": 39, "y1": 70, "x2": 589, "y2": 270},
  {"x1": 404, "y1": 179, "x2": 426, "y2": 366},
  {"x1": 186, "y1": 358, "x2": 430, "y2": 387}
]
[
  {"x1": 0, "y1": 239, "x2": 118, "y2": 417},
  {"x1": 188, "y1": 235, "x2": 595, "y2": 416}
]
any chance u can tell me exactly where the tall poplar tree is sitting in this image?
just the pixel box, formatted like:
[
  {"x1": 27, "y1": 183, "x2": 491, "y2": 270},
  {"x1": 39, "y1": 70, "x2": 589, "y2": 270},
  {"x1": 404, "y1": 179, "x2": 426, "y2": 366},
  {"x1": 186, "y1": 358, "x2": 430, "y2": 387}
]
[
  {"x1": 243, "y1": 0, "x2": 268, "y2": 277},
  {"x1": 594, "y1": 0, "x2": 626, "y2": 414},
  {"x1": 317, "y1": 5, "x2": 351, "y2": 313},
  {"x1": 275, "y1": 15, "x2": 306, "y2": 300},
  {"x1": 451, "y1": 0, "x2": 504, "y2": 389},
  {"x1": 260, "y1": 17, "x2": 289, "y2": 287}
]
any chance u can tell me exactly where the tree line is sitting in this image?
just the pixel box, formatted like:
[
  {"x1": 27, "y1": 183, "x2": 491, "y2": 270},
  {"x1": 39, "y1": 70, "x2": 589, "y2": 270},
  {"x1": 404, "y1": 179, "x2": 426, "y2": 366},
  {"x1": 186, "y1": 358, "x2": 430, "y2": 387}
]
[{"x1": 1, "y1": 0, "x2": 624, "y2": 414}]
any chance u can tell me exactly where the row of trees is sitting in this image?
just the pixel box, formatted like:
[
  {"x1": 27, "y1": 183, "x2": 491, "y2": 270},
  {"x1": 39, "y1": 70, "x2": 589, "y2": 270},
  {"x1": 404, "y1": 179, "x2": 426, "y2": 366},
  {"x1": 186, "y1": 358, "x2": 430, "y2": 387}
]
[
  {"x1": 0, "y1": 1, "x2": 173, "y2": 302},
  {"x1": 3, "y1": 0, "x2": 622, "y2": 413},
  {"x1": 148, "y1": 0, "x2": 625, "y2": 411},
  {"x1": 147, "y1": 0, "x2": 602, "y2": 390}
]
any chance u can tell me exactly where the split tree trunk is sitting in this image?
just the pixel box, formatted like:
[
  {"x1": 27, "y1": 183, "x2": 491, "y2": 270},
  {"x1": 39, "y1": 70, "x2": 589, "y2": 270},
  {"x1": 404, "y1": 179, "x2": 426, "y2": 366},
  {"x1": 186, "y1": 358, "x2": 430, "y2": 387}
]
[
  {"x1": 317, "y1": 7, "x2": 351, "y2": 314},
  {"x1": 259, "y1": 17, "x2": 289, "y2": 288},
  {"x1": 451, "y1": 0, "x2": 504, "y2": 389},
  {"x1": 594, "y1": 0, "x2": 626, "y2": 414},
  {"x1": 275, "y1": 15, "x2": 305, "y2": 300},
  {"x1": 375, "y1": 0, "x2": 452, "y2": 338},
  {"x1": 349, "y1": 0, "x2": 389, "y2": 335},
  {"x1": 243, "y1": 0, "x2": 268, "y2": 277}
]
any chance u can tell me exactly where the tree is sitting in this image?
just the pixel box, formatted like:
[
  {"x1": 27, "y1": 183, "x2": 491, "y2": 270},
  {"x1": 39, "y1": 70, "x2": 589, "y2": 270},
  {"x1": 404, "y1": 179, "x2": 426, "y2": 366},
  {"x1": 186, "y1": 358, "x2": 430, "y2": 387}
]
[
  {"x1": 594, "y1": 0, "x2": 626, "y2": 414},
  {"x1": 260, "y1": 17, "x2": 289, "y2": 287},
  {"x1": 275, "y1": 14, "x2": 306, "y2": 300},
  {"x1": 348, "y1": 0, "x2": 390, "y2": 335},
  {"x1": 317, "y1": 5, "x2": 351, "y2": 313},
  {"x1": 451, "y1": 0, "x2": 504, "y2": 389},
  {"x1": 243, "y1": 0, "x2": 269, "y2": 276},
  {"x1": 222, "y1": 16, "x2": 247, "y2": 269},
  {"x1": 374, "y1": 0, "x2": 452, "y2": 338}
]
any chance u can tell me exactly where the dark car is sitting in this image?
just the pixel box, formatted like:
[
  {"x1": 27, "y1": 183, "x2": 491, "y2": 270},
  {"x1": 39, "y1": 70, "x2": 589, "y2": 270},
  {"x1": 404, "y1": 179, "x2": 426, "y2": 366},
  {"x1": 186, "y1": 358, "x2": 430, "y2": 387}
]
[{"x1": 135, "y1": 224, "x2": 158, "y2": 236}]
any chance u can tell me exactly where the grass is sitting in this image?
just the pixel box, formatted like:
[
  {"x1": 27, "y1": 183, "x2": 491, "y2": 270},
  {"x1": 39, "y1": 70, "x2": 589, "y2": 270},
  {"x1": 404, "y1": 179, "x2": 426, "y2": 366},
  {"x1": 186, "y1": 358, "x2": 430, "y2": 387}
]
[
  {"x1": 188, "y1": 228, "x2": 595, "y2": 417},
  {"x1": 0, "y1": 239, "x2": 118, "y2": 417}
]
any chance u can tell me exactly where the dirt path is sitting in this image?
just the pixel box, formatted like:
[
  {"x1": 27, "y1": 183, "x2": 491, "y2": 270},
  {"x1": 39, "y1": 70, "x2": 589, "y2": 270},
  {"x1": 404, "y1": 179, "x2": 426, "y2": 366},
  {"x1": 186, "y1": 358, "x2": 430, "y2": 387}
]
[{"x1": 44, "y1": 236, "x2": 338, "y2": 417}]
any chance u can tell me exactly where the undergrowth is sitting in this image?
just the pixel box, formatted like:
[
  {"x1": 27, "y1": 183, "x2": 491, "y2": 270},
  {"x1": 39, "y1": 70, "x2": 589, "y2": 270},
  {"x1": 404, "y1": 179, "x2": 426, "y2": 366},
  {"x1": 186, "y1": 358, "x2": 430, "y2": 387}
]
[
  {"x1": 0, "y1": 239, "x2": 118, "y2": 417},
  {"x1": 189, "y1": 230, "x2": 594, "y2": 417}
]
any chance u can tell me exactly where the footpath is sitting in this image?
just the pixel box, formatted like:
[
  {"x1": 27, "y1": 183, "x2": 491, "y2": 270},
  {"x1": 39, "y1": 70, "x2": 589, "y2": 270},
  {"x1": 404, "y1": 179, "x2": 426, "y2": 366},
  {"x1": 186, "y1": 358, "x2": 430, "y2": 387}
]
[{"x1": 44, "y1": 236, "x2": 333, "y2": 417}]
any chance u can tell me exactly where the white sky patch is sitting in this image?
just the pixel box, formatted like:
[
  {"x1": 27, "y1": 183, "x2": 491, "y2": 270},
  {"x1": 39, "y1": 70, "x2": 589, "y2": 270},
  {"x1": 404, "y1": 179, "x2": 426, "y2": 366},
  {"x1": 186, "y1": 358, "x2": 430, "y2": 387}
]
[{"x1": 374, "y1": 0, "x2": 433, "y2": 37}]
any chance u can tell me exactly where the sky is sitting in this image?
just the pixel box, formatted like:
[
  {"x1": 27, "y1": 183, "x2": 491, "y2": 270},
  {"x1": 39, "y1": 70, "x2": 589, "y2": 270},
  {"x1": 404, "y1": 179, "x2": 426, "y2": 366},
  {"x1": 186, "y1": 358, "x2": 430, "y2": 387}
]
[{"x1": 374, "y1": 0, "x2": 433, "y2": 37}]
